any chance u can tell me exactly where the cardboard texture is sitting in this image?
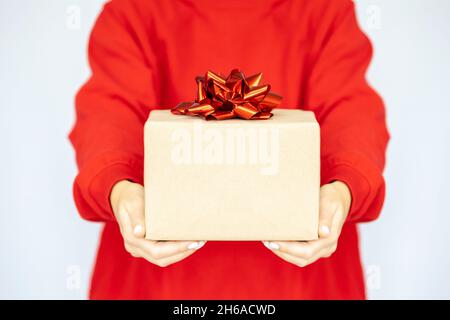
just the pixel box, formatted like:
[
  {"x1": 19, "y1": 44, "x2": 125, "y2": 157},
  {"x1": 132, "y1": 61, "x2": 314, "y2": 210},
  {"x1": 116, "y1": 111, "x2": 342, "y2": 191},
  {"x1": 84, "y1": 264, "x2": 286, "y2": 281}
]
[{"x1": 144, "y1": 109, "x2": 320, "y2": 241}]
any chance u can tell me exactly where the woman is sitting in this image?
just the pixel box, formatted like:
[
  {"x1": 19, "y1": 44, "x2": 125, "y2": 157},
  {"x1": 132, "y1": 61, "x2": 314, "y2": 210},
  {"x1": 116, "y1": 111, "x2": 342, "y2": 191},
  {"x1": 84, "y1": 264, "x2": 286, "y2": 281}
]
[{"x1": 70, "y1": 0, "x2": 389, "y2": 299}]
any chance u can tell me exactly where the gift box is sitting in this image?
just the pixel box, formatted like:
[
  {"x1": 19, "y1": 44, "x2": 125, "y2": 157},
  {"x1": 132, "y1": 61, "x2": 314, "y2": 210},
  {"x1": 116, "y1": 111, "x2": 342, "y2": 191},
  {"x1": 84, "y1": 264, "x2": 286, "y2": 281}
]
[{"x1": 144, "y1": 108, "x2": 320, "y2": 241}]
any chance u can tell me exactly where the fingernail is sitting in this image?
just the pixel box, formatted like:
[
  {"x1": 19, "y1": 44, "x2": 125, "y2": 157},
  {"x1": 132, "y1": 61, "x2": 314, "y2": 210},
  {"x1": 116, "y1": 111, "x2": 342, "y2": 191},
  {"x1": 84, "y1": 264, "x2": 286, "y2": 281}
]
[
  {"x1": 188, "y1": 241, "x2": 206, "y2": 250},
  {"x1": 320, "y1": 225, "x2": 330, "y2": 236},
  {"x1": 133, "y1": 224, "x2": 143, "y2": 236},
  {"x1": 264, "y1": 241, "x2": 280, "y2": 250},
  {"x1": 197, "y1": 241, "x2": 206, "y2": 249}
]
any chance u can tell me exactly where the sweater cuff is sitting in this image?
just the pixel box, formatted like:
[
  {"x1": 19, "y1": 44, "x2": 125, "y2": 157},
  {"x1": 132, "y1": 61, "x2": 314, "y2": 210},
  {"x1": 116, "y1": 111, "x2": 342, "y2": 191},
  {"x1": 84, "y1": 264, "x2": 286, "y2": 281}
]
[
  {"x1": 321, "y1": 163, "x2": 371, "y2": 222},
  {"x1": 73, "y1": 152, "x2": 143, "y2": 222},
  {"x1": 90, "y1": 163, "x2": 143, "y2": 220}
]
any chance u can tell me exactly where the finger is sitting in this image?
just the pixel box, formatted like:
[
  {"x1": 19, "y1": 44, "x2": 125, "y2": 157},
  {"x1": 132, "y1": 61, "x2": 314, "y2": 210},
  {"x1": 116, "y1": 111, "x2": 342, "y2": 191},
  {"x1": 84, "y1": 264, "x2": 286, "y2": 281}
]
[
  {"x1": 269, "y1": 249, "x2": 309, "y2": 268},
  {"x1": 115, "y1": 205, "x2": 147, "y2": 253},
  {"x1": 318, "y1": 190, "x2": 339, "y2": 238},
  {"x1": 267, "y1": 243, "x2": 335, "y2": 267},
  {"x1": 115, "y1": 205, "x2": 135, "y2": 240},
  {"x1": 137, "y1": 240, "x2": 206, "y2": 260},
  {"x1": 125, "y1": 198, "x2": 146, "y2": 239},
  {"x1": 330, "y1": 204, "x2": 346, "y2": 236},
  {"x1": 264, "y1": 240, "x2": 327, "y2": 260},
  {"x1": 152, "y1": 249, "x2": 199, "y2": 268}
]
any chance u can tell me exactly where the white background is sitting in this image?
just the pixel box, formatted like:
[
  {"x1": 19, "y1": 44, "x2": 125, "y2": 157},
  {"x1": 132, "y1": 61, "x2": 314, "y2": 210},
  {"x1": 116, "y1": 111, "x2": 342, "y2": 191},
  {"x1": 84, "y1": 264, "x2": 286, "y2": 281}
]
[{"x1": 1, "y1": 0, "x2": 449, "y2": 299}]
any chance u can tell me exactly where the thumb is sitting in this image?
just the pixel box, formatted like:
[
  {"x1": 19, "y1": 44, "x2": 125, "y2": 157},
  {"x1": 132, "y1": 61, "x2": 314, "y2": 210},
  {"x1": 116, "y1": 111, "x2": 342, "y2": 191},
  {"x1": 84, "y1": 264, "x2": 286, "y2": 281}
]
[
  {"x1": 118, "y1": 183, "x2": 146, "y2": 239},
  {"x1": 318, "y1": 207, "x2": 334, "y2": 238},
  {"x1": 132, "y1": 218, "x2": 146, "y2": 238},
  {"x1": 318, "y1": 191, "x2": 337, "y2": 238},
  {"x1": 128, "y1": 199, "x2": 146, "y2": 239}
]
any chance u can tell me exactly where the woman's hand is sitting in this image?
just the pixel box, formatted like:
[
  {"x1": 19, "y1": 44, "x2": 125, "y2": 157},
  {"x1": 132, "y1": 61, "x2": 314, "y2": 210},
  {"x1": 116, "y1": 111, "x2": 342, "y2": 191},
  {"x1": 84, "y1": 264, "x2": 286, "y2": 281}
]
[
  {"x1": 110, "y1": 180, "x2": 205, "y2": 267},
  {"x1": 263, "y1": 181, "x2": 352, "y2": 267}
]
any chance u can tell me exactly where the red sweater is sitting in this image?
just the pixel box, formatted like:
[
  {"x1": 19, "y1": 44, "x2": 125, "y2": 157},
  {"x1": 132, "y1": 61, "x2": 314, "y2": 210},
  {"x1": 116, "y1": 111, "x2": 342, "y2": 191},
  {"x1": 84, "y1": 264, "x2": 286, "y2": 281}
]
[{"x1": 70, "y1": 0, "x2": 389, "y2": 299}]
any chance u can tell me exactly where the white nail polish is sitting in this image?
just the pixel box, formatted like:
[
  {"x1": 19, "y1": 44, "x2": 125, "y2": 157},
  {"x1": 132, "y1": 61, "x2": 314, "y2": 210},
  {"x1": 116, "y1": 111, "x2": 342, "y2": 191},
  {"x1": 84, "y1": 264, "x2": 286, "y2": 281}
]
[
  {"x1": 197, "y1": 241, "x2": 206, "y2": 249},
  {"x1": 187, "y1": 242, "x2": 199, "y2": 250},
  {"x1": 269, "y1": 242, "x2": 280, "y2": 250},
  {"x1": 188, "y1": 241, "x2": 205, "y2": 250},
  {"x1": 263, "y1": 241, "x2": 280, "y2": 250},
  {"x1": 133, "y1": 225, "x2": 143, "y2": 236},
  {"x1": 320, "y1": 225, "x2": 330, "y2": 236}
]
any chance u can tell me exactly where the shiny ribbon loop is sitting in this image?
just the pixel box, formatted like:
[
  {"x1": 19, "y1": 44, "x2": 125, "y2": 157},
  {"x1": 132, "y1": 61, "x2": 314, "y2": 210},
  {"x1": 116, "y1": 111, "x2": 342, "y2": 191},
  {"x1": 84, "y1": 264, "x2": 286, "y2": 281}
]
[{"x1": 171, "y1": 69, "x2": 282, "y2": 120}]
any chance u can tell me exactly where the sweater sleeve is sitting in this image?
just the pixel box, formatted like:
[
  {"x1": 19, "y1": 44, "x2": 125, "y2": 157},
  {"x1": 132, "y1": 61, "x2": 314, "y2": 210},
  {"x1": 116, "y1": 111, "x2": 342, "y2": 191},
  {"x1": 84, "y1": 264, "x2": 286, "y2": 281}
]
[
  {"x1": 305, "y1": 1, "x2": 390, "y2": 223},
  {"x1": 69, "y1": 2, "x2": 156, "y2": 222}
]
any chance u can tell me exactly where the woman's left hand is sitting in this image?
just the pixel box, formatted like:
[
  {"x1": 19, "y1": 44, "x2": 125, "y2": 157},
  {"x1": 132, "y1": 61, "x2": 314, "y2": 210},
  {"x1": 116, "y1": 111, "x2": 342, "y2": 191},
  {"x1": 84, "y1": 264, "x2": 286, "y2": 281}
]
[{"x1": 263, "y1": 181, "x2": 352, "y2": 267}]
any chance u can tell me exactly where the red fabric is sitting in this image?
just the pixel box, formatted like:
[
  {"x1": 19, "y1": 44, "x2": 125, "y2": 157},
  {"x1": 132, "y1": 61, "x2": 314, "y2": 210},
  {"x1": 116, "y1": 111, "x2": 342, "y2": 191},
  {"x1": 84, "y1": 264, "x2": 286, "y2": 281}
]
[{"x1": 69, "y1": 0, "x2": 389, "y2": 299}]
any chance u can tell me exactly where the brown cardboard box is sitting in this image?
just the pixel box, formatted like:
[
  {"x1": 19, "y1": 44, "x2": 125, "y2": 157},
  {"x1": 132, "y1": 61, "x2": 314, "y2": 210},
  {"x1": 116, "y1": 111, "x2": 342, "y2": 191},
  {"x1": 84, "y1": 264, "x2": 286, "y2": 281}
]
[{"x1": 144, "y1": 109, "x2": 320, "y2": 241}]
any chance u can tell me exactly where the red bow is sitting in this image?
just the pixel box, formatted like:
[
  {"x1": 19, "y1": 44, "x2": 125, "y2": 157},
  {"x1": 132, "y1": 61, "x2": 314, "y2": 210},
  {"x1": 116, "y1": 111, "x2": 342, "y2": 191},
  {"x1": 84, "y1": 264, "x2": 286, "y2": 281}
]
[{"x1": 171, "y1": 69, "x2": 282, "y2": 120}]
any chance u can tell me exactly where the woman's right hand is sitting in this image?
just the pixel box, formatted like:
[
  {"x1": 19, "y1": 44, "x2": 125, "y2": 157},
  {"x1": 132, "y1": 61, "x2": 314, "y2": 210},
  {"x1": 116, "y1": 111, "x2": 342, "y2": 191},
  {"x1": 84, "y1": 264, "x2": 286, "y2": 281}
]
[{"x1": 110, "y1": 180, "x2": 205, "y2": 267}]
